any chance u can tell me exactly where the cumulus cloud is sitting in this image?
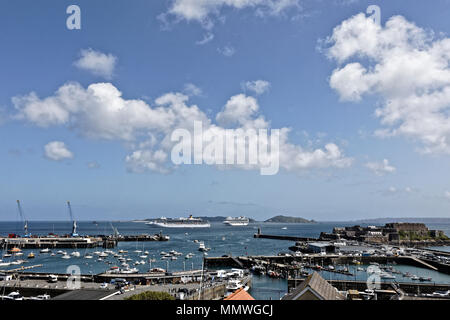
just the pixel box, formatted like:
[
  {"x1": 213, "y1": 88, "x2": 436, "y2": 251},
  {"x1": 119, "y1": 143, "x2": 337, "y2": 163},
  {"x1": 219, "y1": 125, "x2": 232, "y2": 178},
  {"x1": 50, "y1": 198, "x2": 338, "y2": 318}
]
[
  {"x1": 14, "y1": 82, "x2": 352, "y2": 174},
  {"x1": 325, "y1": 13, "x2": 450, "y2": 154},
  {"x1": 216, "y1": 94, "x2": 267, "y2": 129},
  {"x1": 44, "y1": 141, "x2": 74, "y2": 161},
  {"x1": 74, "y1": 49, "x2": 117, "y2": 79},
  {"x1": 365, "y1": 159, "x2": 396, "y2": 176},
  {"x1": 126, "y1": 149, "x2": 170, "y2": 174},
  {"x1": 161, "y1": 0, "x2": 300, "y2": 29},
  {"x1": 243, "y1": 80, "x2": 271, "y2": 95}
]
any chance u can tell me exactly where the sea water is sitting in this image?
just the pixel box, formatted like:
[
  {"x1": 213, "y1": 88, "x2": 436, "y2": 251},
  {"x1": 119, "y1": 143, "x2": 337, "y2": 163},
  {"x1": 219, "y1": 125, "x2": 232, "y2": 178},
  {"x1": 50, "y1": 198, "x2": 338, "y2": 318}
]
[{"x1": 1, "y1": 221, "x2": 450, "y2": 300}]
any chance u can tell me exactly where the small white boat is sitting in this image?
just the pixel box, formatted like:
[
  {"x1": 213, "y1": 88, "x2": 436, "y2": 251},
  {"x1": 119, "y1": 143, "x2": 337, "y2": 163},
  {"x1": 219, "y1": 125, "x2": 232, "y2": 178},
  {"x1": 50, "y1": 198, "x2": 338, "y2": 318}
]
[
  {"x1": 71, "y1": 251, "x2": 81, "y2": 257},
  {"x1": 1, "y1": 291, "x2": 23, "y2": 300},
  {"x1": 84, "y1": 254, "x2": 93, "y2": 259},
  {"x1": 62, "y1": 254, "x2": 70, "y2": 259},
  {"x1": 40, "y1": 248, "x2": 51, "y2": 253}
]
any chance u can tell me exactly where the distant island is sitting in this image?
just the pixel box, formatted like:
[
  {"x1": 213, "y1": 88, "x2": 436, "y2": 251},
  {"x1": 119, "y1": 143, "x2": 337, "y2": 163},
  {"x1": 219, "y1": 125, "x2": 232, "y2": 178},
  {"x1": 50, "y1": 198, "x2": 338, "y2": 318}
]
[
  {"x1": 265, "y1": 215, "x2": 316, "y2": 223},
  {"x1": 350, "y1": 217, "x2": 450, "y2": 224}
]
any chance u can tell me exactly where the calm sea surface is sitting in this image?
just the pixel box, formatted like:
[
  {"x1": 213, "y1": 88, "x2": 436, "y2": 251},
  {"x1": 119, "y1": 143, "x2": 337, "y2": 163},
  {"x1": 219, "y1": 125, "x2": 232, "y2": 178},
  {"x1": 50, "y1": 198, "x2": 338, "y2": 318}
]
[{"x1": 1, "y1": 221, "x2": 450, "y2": 300}]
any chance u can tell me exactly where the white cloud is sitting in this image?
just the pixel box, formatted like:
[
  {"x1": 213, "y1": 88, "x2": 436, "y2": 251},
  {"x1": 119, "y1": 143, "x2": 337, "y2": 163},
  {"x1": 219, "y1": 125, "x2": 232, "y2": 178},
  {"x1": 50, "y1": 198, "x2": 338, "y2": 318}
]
[
  {"x1": 445, "y1": 191, "x2": 450, "y2": 200},
  {"x1": 216, "y1": 94, "x2": 267, "y2": 128},
  {"x1": 44, "y1": 141, "x2": 74, "y2": 161},
  {"x1": 183, "y1": 83, "x2": 203, "y2": 96},
  {"x1": 13, "y1": 82, "x2": 176, "y2": 140},
  {"x1": 14, "y1": 82, "x2": 352, "y2": 174},
  {"x1": 162, "y1": 0, "x2": 300, "y2": 29},
  {"x1": 218, "y1": 45, "x2": 236, "y2": 57},
  {"x1": 325, "y1": 13, "x2": 450, "y2": 154},
  {"x1": 125, "y1": 149, "x2": 170, "y2": 174},
  {"x1": 196, "y1": 32, "x2": 215, "y2": 45},
  {"x1": 74, "y1": 49, "x2": 117, "y2": 79},
  {"x1": 365, "y1": 159, "x2": 396, "y2": 176},
  {"x1": 243, "y1": 80, "x2": 271, "y2": 95}
]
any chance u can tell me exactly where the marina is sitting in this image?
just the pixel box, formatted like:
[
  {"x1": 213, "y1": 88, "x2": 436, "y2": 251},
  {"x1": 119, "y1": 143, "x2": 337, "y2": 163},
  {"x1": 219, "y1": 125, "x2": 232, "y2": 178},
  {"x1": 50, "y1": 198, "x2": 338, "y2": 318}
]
[{"x1": 1, "y1": 220, "x2": 450, "y2": 300}]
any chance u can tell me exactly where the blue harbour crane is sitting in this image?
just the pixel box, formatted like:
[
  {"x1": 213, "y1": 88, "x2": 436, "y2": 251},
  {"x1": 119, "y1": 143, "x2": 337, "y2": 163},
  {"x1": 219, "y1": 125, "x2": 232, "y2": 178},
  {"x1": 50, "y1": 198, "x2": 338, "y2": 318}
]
[
  {"x1": 67, "y1": 201, "x2": 79, "y2": 237},
  {"x1": 16, "y1": 200, "x2": 31, "y2": 237}
]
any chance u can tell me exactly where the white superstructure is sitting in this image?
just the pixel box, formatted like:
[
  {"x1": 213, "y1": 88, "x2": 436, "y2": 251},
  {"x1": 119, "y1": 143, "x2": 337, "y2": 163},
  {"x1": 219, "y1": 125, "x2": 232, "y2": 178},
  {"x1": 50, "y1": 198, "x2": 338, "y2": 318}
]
[
  {"x1": 223, "y1": 216, "x2": 249, "y2": 226},
  {"x1": 146, "y1": 215, "x2": 211, "y2": 228}
]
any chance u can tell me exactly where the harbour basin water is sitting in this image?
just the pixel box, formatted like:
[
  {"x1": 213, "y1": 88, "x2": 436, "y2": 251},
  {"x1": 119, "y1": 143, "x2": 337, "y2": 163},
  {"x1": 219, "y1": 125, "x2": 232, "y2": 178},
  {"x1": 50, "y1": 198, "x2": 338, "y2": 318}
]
[{"x1": 1, "y1": 221, "x2": 450, "y2": 300}]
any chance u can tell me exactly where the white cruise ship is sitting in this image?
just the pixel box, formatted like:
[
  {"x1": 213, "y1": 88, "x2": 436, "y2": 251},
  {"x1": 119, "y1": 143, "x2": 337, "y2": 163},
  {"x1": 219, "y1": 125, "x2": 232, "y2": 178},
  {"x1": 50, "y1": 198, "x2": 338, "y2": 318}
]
[
  {"x1": 146, "y1": 215, "x2": 210, "y2": 228},
  {"x1": 223, "y1": 216, "x2": 249, "y2": 226}
]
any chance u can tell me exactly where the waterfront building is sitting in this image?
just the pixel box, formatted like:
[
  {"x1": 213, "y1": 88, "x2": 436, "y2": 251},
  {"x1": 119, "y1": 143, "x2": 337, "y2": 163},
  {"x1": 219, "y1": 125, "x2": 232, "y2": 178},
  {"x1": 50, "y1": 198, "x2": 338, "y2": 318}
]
[{"x1": 307, "y1": 242, "x2": 336, "y2": 254}]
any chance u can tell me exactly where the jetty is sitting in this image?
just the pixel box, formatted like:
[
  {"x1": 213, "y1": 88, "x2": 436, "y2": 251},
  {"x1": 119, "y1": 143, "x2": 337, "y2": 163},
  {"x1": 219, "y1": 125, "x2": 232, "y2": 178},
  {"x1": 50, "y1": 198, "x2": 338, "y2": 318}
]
[
  {"x1": 0, "y1": 236, "x2": 112, "y2": 249},
  {"x1": 205, "y1": 254, "x2": 450, "y2": 275},
  {"x1": 253, "y1": 228, "x2": 318, "y2": 242}
]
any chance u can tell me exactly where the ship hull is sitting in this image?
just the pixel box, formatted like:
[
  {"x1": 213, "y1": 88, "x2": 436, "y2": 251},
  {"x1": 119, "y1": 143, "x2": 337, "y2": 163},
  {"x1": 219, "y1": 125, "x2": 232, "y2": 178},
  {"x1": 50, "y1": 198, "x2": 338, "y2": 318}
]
[
  {"x1": 149, "y1": 222, "x2": 211, "y2": 228},
  {"x1": 223, "y1": 221, "x2": 249, "y2": 226}
]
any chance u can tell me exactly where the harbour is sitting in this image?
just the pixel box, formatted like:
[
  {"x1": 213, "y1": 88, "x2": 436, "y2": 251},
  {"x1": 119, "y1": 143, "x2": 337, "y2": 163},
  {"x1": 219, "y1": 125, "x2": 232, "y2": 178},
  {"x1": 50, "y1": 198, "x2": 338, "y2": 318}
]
[{"x1": 1, "y1": 220, "x2": 450, "y2": 300}]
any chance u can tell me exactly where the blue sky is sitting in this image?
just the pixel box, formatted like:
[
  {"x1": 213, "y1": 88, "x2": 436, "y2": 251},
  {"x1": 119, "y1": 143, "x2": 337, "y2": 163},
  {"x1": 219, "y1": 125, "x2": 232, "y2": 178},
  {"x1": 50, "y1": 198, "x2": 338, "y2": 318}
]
[{"x1": 1, "y1": 0, "x2": 450, "y2": 221}]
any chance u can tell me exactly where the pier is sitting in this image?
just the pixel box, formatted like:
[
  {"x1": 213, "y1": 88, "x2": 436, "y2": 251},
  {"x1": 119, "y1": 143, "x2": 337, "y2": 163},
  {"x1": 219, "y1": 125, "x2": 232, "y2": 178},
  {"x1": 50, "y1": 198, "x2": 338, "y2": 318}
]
[
  {"x1": 0, "y1": 236, "x2": 111, "y2": 249},
  {"x1": 205, "y1": 254, "x2": 450, "y2": 275},
  {"x1": 253, "y1": 228, "x2": 318, "y2": 242},
  {"x1": 0, "y1": 270, "x2": 251, "y2": 301},
  {"x1": 0, "y1": 232, "x2": 170, "y2": 249}
]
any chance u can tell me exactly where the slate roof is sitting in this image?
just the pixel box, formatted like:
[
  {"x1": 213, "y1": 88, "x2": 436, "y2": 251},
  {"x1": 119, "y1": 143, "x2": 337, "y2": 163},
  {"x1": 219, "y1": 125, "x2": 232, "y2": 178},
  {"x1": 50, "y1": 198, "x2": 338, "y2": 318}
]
[{"x1": 282, "y1": 272, "x2": 344, "y2": 300}]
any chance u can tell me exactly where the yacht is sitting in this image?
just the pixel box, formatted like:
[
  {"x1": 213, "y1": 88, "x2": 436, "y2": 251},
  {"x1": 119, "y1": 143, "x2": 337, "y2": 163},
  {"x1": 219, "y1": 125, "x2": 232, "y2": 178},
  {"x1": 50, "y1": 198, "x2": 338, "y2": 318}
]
[
  {"x1": 71, "y1": 251, "x2": 81, "y2": 257},
  {"x1": 61, "y1": 254, "x2": 71, "y2": 259},
  {"x1": 198, "y1": 242, "x2": 210, "y2": 252},
  {"x1": 146, "y1": 215, "x2": 210, "y2": 228},
  {"x1": 223, "y1": 216, "x2": 249, "y2": 226},
  {"x1": 40, "y1": 248, "x2": 51, "y2": 254}
]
